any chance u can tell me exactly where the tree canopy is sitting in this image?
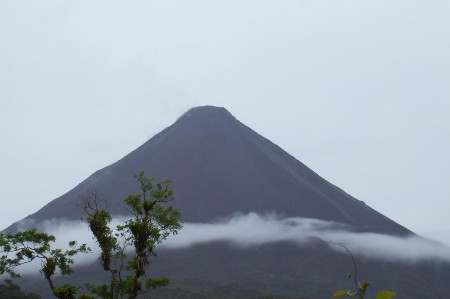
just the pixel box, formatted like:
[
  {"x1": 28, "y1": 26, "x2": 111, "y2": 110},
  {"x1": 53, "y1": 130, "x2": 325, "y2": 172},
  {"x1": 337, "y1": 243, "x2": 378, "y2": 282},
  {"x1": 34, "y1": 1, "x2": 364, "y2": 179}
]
[{"x1": 0, "y1": 171, "x2": 181, "y2": 299}]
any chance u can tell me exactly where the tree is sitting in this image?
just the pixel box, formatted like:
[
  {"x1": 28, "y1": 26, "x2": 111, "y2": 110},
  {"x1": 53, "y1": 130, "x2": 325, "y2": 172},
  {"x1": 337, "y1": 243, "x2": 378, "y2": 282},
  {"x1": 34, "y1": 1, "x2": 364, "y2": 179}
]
[
  {"x1": 0, "y1": 171, "x2": 181, "y2": 299},
  {"x1": 81, "y1": 170, "x2": 182, "y2": 299},
  {"x1": 0, "y1": 228, "x2": 89, "y2": 299}
]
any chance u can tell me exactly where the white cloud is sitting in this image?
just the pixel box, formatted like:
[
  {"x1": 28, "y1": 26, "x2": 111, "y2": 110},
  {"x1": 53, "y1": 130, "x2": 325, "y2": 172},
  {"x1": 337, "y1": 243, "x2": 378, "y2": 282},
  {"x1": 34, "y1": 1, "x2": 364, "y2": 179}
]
[
  {"x1": 160, "y1": 213, "x2": 450, "y2": 263},
  {"x1": 4, "y1": 212, "x2": 450, "y2": 278},
  {"x1": 12, "y1": 213, "x2": 449, "y2": 272}
]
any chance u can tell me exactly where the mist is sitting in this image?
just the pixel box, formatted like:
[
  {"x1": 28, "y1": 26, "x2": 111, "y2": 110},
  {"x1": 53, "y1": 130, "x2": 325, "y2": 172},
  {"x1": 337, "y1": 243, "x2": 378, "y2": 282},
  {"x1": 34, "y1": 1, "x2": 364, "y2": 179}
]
[
  {"x1": 161, "y1": 213, "x2": 450, "y2": 263},
  {"x1": 7, "y1": 212, "x2": 447, "y2": 275}
]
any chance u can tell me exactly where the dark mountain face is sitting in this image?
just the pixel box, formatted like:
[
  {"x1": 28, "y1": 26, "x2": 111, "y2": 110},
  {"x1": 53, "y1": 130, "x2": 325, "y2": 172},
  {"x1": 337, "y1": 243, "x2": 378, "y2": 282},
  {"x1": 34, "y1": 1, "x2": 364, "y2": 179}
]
[
  {"x1": 10, "y1": 106, "x2": 409, "y2": 236},
  {"x1": 7, "y1": 106, "x2": 450, "y2": 298},
  {"x1": 18, "y1": 240, "x2": 450, "y2": 298}
]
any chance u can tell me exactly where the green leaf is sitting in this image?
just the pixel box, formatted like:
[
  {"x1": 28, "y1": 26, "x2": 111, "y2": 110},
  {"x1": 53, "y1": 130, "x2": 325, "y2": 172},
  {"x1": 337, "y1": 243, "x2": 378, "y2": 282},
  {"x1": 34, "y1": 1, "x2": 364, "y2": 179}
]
[
  {"x1": 375, "y1": 290, "x2": 396, "y2": 299},
  {"x1": 333, "y1": 289, "x2": 349, "y2": 298},
  {"x1": 145, "y1": 276, "x2": 170, "y2": 289}
]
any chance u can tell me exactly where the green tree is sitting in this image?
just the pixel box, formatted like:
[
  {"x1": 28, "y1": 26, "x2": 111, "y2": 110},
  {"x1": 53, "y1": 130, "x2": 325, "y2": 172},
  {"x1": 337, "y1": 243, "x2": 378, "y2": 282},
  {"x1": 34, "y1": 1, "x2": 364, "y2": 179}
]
[
  {"x1": 81, "y1": 170, "x2": 182, "y2": 299},
  {"x1": 0, "y1": 171, "x2": 181, "y2": 299},
  {"x1": 0, "y1": 229, "x2": 89, "y2": 299}
]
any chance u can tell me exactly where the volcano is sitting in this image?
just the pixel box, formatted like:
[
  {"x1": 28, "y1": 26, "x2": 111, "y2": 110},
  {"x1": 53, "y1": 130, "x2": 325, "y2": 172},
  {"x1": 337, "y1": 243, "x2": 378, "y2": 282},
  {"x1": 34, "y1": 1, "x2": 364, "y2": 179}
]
[
  {"x1": 11, "y1": 106, "x2": 409, "y2": 235},
  {"x1": 7, "y1": 106, "x2": 450, "y2": 298}
]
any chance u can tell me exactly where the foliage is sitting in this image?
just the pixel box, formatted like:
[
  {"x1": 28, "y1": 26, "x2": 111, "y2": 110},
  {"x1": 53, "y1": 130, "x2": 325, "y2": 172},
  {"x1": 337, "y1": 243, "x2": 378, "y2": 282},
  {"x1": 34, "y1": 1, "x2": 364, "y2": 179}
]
[
  {"x1": 0, "y1": 228, "x2": 89, "y2": 299},
  {"x1": 53, "y1": 284, "x2": 78, "y2": 299},
  {"x1": 0, "y1": 171, "x2": 180, "y2": 299},
  {"x1": 81, "y1": 170, "x2": 182, "y2": 299},
  {"x1": 330, "y1": 243, "x2": 396, "y2": 299}
]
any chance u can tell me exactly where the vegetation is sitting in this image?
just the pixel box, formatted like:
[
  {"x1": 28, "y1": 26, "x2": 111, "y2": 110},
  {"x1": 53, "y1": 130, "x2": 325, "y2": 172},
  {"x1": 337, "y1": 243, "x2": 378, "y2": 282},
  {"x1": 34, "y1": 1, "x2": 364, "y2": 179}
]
[
  {"x1": 81, "y1": 170, "x2": 182, "y2": 299},
  {"x1": 0, "y1": 227, "x2": 89, "y2": 298},
  {"x1": 0, "y1": 171, "x2": 181, "y2": 299}
]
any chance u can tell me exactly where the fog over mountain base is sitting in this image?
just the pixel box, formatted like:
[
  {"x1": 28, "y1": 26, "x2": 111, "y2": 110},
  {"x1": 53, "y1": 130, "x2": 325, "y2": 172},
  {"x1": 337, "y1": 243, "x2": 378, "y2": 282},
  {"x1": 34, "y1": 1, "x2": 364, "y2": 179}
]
[
  {"x1": 164, "y1": 213, "x2": 450, "y2": 263},
  {"x1": 12, "y1": 212, "x2": 447, "y2": 275}
]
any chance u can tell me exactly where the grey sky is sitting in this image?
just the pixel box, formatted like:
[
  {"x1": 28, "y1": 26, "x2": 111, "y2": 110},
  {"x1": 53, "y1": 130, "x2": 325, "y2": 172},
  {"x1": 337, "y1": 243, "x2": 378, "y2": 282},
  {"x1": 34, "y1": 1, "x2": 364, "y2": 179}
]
[{"x1": 1, "y1": 1, "x2": 449, "y2": 244}]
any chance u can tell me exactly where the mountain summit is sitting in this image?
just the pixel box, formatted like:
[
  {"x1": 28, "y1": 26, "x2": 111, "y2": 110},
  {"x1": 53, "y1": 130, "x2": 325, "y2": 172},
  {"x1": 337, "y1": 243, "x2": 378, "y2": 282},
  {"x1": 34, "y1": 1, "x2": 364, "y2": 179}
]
[
  {"x1": 12, "y1": 105, "x2": 408, "y2": 236},
  {"x1": 8, "y1": 106, "x2": 450, "y2": 298}
]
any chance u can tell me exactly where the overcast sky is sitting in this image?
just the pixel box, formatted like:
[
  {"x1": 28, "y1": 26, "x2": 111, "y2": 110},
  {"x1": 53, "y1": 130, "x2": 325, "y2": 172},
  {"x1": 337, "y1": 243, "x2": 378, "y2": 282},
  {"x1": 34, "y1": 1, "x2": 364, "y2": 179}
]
[{"x1": 1, "y1": 1, "x2": 449, "y2": 244}]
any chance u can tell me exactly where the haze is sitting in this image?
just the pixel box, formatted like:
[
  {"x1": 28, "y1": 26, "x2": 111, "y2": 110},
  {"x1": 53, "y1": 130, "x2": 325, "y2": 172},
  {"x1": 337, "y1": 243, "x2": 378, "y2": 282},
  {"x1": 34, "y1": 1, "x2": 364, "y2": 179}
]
[
  {"x1": 0, "y1": 1, "x2": 449, "y2": 246},
  {"x1": 11, "y1": 213, "x2": 450, "y2": 276}
]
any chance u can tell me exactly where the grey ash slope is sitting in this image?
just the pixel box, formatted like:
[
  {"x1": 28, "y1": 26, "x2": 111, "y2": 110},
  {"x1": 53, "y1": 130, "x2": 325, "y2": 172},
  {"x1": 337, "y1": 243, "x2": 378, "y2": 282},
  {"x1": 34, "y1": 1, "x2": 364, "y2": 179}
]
[
  {"x1": 12, "y1": 106, "x2": 411, "y2": 235},
  {"x1": 10, "y1": 106, "x2": 450, "y2": 299},
  {"x1": 12, "y1": 106, "x2": 409, "y2": 236}
]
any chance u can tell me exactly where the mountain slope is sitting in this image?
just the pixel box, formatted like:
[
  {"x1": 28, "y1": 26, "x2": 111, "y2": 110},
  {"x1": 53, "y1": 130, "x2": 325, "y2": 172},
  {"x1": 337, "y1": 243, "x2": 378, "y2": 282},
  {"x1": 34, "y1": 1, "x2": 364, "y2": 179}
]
[
  {"x1": 11, "y1": 106, "x2": 409, "y2": 236},
  {"x1": 7, "y1": 106, "x2": 450, "y2": 298},
  {"x1": 18, "y1": 240, "x2": 450, "y2": 298}
]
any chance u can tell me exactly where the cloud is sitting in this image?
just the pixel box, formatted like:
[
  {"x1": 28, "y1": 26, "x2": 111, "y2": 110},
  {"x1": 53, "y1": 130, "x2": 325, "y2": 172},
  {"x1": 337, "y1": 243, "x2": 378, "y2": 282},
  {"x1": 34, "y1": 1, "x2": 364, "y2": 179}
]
[
  {"x1": 7, "y1": 213, "x2": 450, "y2": 276},
  {"x1": 162, "y1": 213, "x2": 344, "y2": 248},
  {"x1": 160, "y1": 213, "x2": 450, "y2": 263}
]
